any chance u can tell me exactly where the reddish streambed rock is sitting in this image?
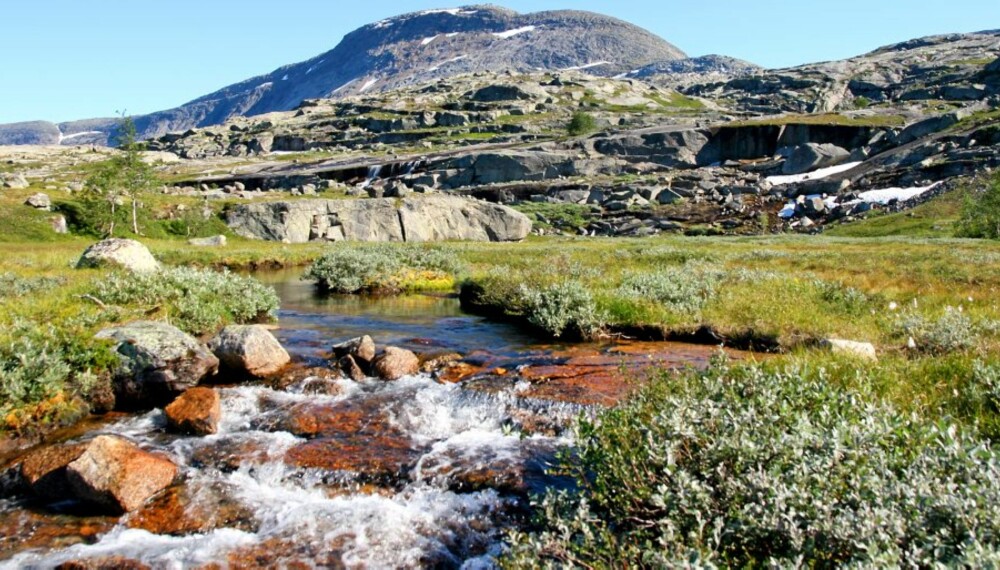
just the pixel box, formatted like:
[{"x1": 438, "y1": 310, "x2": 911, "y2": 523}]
[
  {"x1": 165, "y1": 387, "x2": 221, "y2": 435},
  {"x1": 372, "y1": 346, "x2": 420, "y2": 380},
  {"x1": 209, "y1": 325, "x2": 291, "y2": 378},
  {"x1": 62, "y1": 436, "x2": 177, "y2": 514},
  {"x1": 126, "y1": 483, "x2": 257, "y2": 536},
  {"x1": 55, "y1": 557, "x2": 151, "y2": 570}
]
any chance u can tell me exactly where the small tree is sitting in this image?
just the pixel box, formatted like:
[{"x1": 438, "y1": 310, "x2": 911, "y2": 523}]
[
  {"x1": 956, "y1": 171, "x2": 1000, "y2": 239},
  {"x1": 81, "y1": 116, "x2": 156, "y2": 237},
  {"x1": 567, "y1": 111, "x2": 597, "y2": 136}
]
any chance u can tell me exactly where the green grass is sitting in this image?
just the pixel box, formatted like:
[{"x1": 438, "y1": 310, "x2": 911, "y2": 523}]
[
  {"x1": 825, "y1": 190, "x2": 964, "y2": 238},
  {"x1": 731, "y1": 112, "x2": 906, "y2": 127}
]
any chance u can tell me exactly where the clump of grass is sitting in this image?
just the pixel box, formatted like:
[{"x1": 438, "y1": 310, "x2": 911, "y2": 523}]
[
  {"x1": 0, "y1": 273, "x2": 66, "y2": 298},
  {"x1": 895, "y1": 306, "x2": 979, "y2": 354},
  {"x1": 506, "y1": 358, "x2": 1000, "y2": 568},
  {"x1": 92, "y1": 267, "x2": 279, "y2": 335},
  {"x1": 304, "y1": 243, "x2": 463, "y2": 294}
]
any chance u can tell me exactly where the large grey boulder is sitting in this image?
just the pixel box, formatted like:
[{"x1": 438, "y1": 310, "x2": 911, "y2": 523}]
[
  {"x1": 24, "y1": 193, "x2": 51, "y2": 210},
  {"x1": 96, "y1": 321, "x2": 219, "y2": 408},
  {"x1": 594, "y1": 128, "x2": 711, "y2": 168},
  {"x1": 77, "y1": 239, "x2": 160, "y2": 273},
  {"x1": 372, "y1": 347, "x2": 420, "y2": 381},
  {"x1": 1, "y1": 174, "x2": 29, "y2": 189},
  {"x1": 781, "y1": 143, "x2": 850, "y2": 175},
  {"x1": 226, "y1": 196, "x2": 531, "y2": 243},
  {"x1": 467, "y1": 84, "x2": 544, "y2": 102},
  {"x1": 208, "y1": 325, "x2": 290, "y2": 378}
]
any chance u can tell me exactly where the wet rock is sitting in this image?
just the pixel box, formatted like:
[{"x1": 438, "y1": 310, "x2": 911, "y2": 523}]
[
  {"x1": 126, "y1": 483, "x2": 257, "y2": 536},
  {"x1": 25, "y1": 192, "x2": 51, "y2": 210},
  {"x1": 332, "y1": 335, "x2": 376, "y2": 369},
  {"x1": 19, "y1": 442, "x2": 88, "y2": 500},
  {"x1": 96, "y1": 321, "x2": 219, "y2": 409},
  {"x1": 339, "y1": 354, "x2": 366, "y2": 381},
  {"x1": 372, "y1": 347, "x2": 420, "y2": 380},
  {"x1": 66, "y1": 435, "x2": 177, "y2": 514},
  {"x1": 76, "y1": 239, "x2": 159, "y2": 273},
  {"x1": 208, "y1": 325, "x2": 290, "y2": 378},
  {"x1": 164, "y1": 387, "x2": 221, "y2": 435},
  {"x1": 187, "y1": 235, "x2": 227, "y2": 247},
  {"x1": 420, "y1": 352, "x2": 463, "y2": 374},
  {"x1": 820, "y1": 338, "x2": 878, "y2": 361},
  {"x1": 55, "y1": 557, "x2": 151, "y2": 570}
]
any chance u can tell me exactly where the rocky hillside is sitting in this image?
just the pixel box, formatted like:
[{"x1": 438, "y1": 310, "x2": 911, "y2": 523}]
[{"x1": 0, "y1": 5, "x2": 685, "y2": 146}]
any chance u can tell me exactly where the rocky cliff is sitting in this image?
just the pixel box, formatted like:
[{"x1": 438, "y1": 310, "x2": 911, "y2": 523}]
[{"x1": 0, "y1": 5, "x2": 684, "y2": 146}]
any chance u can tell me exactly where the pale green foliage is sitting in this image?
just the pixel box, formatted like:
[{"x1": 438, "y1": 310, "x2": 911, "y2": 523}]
[
  {"x1": 519, "y1": 280, "x2": 604, "y2": 339},
  {"x1": 305, "y1": 243, "x2": 463, "y2": 294},
  {"x1": 0, "y1": 273, "x2": 66, "y2": 298},
  {"x1": 616, "y1": 262, "x2": 725, "y2": 315},
  {"x1": 506, "y1": 360, "x2": 1000, "y2": 567},
  {"x1": 956, "y1": 172, "x2": 1000, "y2": 239},
  {"x1": 896, "y1": 306, "x2": 978, "y2": 353},
  {"x1": 92, "y1": 267, "x2": 279, "y2": 335}
]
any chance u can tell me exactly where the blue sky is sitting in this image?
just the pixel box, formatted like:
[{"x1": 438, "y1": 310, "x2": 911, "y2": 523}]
[{"x1": 2, "y1": 1, "x2": 997, "y2": 124}]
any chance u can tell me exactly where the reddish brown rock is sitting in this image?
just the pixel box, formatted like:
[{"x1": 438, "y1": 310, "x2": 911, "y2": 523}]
[
  {"x1": 338, "y1": 354, "x2": 366, "y2": 381},
  {"x1": 126, "y1": 484, "x2": 257, "y2": 536},
  {"x1": 372, "y1": 347, "x2": 419, "y2": 381},
  {"x1": 164, "y1": 387, "x2": 221, "y2": 435},
  {"x1": 0, "y1": 506, "x2": 116, "y2": 558},
  {"x1": 56, "y1": 557, "x2": 151, "y2": 570},
  {"x1": 66, "y1": 435, "x2": 178, "y2": 514},
  {"x1": 209, "y1": 325, "x2": 290, "y2": 378},
  {"x1": 19, "y1": 442, "x2": 87, "y2": 500}
]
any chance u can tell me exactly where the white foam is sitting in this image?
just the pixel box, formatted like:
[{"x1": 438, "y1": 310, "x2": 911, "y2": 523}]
[
  {"x1": 766, "y1": 161, "x2": 863, "y2": 186},
  {"x1": 493, "y1": 25, "x2": 536, "y2": 39}
]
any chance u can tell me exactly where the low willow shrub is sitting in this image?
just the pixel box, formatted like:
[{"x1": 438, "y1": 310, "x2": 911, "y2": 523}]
[
  {"x1": 0, "y1": 272, "x2": 66, "y2": 298},
  {"x1": 305, "y1": 243, "x2": 463, "y2": 294},
  {"x1": 519, "y1": 280, "x2": 604, "y2": 339},
  {"x1": 506, "y1": 360, "x2": 1000, "y2": 567},
  {"x1": 895, "y1": 306, "x2": 979, "y2": 353},
  {"x1": 616, "y1": 262, "x2": 725, "y2": 315},
  {"x1": 92, "y1": 267, "x2": 279, "y2": 335}
]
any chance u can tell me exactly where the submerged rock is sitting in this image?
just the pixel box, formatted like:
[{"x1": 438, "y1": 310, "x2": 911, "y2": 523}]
[
  {"x1": 164, "y1": 387, "x2": 221, "y2": 435},
  {"x1": 96, "y1": 321, "x2": 219, "y2": 408},
  {"x1": 76, "y1": 239, "x2": 159, "y2": 273},
  {"x1": 208, "y1": 325, "x2": 290, "y2": 378},
  {"x1": 65, "y1": 435, "x2": 177, "y2": 514}
]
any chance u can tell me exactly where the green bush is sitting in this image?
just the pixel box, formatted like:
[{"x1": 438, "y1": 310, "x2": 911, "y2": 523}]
[
  {"x1": 520, "y1": 280, "x2": 604, "y2": 339},
  {"x1": 956, "y1": 172, "x2": 1000, "y2": 239},
  {"x1": 92, "y1": 267, "x2": 279, "y2": 335},
  {"x1": 616, "y1": 263, "x2": 725, "y2": 315},
  {"x1": 506, "y1": 359, "x2": 1000, "y2": 568},
  {"x1": 895, "y1": 306, "x2": 978, "y2": 353},
  {"x1": 0, "y1": 273, "x2": 66, "y2": 298},
  {"x1": 566, "y1": 112, "x2": 597, "y2": 136},
  {"x1": 304, "y1": 243, "x2": 463, "y2": 294}
]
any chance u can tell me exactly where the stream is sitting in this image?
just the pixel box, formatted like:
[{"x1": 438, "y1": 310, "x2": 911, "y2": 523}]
[{"x1": 0, "y1": 270, "x2": 744, "y2": 569}]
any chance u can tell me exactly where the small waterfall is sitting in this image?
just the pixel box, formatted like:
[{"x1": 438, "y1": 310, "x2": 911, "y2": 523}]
[{"x1": 364, "y1": 164, "x2": 383, "y2": 187}]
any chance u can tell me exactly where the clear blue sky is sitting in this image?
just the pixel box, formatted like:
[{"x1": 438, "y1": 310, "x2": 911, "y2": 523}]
[{"x1": 2, "y1": 1, "x2": 997, "y2": 124}]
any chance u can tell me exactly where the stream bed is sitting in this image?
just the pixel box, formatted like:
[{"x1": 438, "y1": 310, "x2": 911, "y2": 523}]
[{"x1": 0, "y1": 271, "x2": 746, "y2": 568}]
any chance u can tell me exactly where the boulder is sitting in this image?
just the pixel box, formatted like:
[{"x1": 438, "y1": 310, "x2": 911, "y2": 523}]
[
  {"x1": 51, "y1": 215, "x2": 68, "y2": 234},
  {"x1": 2, "y1": 174, "x2": 29, "y2": 189},
  {"x1": 332, "y1": 335, "x2": 376, "y2": 368},
  {"x1": 339, "y1": 354, "x2": 366, "y2": 381},
  {"x1": 208, "y1": 325, "x2": 290, "y2": 378},
  {"x1": 76, "y1": 239, "x2": 159, "y2": 273},
  {"x1": 165, "y1": 387, "x2": 221, "y2": 435},
  {"x1": 372, "y1": 347, "x2": 419, "y2": 381},
  {"x1": 467, "y1": 84, "x2": 543, "y2": 102},
  {"x1": 66, "y1": 435, "x2": 177, "y2": 514},
  {"x1": 187, "y1": 235, "x2": 227, "y2": 247},
  {"x1": 820, "y1": 338, "x2": 878, "y2": 361},
  {"x1": 25, "y1": 192, "x2": 51, "y2": 210},
  {"x1": 96, "y1": 321, "x2": 219, "y2": 408},
  {"x1": 781, "y1": 143, "x2": 850, "y2": 175},
  {"x1": 19, "y1": 442, "x2": 88, "y2": 500}
]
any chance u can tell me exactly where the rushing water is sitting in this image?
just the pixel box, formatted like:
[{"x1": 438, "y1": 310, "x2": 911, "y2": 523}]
[{"x1": 0, "y1": 271, "x2": 738, "y2": 569}]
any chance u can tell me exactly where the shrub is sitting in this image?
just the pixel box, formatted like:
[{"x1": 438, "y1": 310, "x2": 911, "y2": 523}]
[
  {"x1": 520, "y1": 280, "x2": 604, "y2": 339},
  {"x1": 305, "y1": 243, "x2": 462, "y2": 294},
  {"x1": 92, "y1": 267, "x2": 279, "y2": 335},
  {"x1": 615, "y1": 262, "x2": 724, "y2": 315},
  {"x1": 566, "y1": 112, "x2": 597, "y2": 136},
  {"x1": 506, "y1": 360, "x2": 1000, "y2": 567},
  {"x1": 956, "y1": 172, "x2": 1000, "y2": 239},
  {"x1": 895, "y1": 306, "x2": 978, "y2": 353},
  {"x1": 0, "y1": 273, "x2": 66, "y2": 298}
]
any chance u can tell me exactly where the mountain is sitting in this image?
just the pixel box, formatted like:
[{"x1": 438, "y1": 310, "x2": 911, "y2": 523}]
[{"x1": 0, "y1": 5, "x2": 685, "y2": 146}]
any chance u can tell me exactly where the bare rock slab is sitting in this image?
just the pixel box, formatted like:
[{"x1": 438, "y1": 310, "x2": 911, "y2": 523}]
[
  {"x1": 165, "y1": 387, "x2": 221, "y2": 435},
  {"x1": 208, "y1": 325, "x2": 290, "y2": 378}
]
